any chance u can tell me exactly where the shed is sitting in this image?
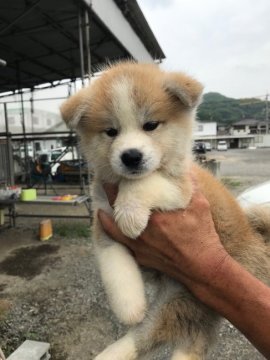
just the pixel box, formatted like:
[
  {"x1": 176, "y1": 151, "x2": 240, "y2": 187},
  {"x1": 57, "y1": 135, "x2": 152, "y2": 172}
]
[{"x1": 0, "y1": 0, "x2": 165, "y2": 94}]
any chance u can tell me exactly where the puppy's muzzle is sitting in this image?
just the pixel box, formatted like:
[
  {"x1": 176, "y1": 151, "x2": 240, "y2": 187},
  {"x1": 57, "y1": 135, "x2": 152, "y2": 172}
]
[{"x1": 121, "y1": 149, "x2": 143, "y2": 169}]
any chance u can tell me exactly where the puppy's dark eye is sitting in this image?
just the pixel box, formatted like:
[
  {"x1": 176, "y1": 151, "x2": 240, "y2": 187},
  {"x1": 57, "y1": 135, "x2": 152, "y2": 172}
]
[
  {"x1": 105, "y1": 128, "x2": 118, "y2": 137},
  {"x1": 143, "y1": 121, "x2": 160, "y2": 132}
]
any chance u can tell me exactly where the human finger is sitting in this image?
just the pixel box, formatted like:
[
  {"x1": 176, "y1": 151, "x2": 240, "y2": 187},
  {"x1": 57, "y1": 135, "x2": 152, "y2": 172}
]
[{"x1": 185, "y1": 188, "x2": 211, "y2": 215}]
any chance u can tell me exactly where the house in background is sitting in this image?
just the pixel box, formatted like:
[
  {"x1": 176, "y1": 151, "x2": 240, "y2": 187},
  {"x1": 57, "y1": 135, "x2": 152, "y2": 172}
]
[
  {"x1": 230, "y1": 119, "x2": 268, "y2": 135},
  {"x1": 229, "y1": 119, "x2": 270, "y2": 148},
  {"x1": 0, "y1": 108, "x2": 61, "y2": 133},
  {"x1": 193, "y1": 121, "x2": 217, "y2": 148},
  {"x1": 194, "y1": 119, "x2": 270, "y2": 149}
]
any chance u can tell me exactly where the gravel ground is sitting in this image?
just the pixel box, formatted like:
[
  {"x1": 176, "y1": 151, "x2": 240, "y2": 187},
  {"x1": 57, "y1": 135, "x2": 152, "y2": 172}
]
[{"x1": 0, "y1": 148, "x2": 269, "y2": 359}]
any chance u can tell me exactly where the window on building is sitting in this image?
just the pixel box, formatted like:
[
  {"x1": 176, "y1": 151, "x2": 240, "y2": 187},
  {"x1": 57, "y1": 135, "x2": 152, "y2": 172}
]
[
  {"x1": 34, "y1": 142, "x2": 41, "y2": 151},
  {"x1": 250, "y1": 126, "x2": 257, "y2": 134},
  {"x1": 47, "y1": 119, "x2": 52, "y2": 126},
  {"x1": 259, "y1": 126, "x2": 266, "y2": 134},
  {"x1": 235, "y1": 125, "x2": 245, "y2": 131},
  {"x1": 197, "y1": 124, "x2": 203, "y2": 132}
]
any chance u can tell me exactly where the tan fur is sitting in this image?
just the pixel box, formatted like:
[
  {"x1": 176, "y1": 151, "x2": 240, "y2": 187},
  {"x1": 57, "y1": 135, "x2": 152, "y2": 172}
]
[
  {"x1": 61, "y1": 61, "x2": 270, "y2": 360},
  {"x1": 245, "y1": 205, "x2": 270, "y2": 243}
]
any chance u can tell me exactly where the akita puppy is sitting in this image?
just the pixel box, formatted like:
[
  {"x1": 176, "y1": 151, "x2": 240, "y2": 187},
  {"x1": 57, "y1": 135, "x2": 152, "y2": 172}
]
[{"x1": 61, "y1": 62, "x2": 270, "y2": 360}]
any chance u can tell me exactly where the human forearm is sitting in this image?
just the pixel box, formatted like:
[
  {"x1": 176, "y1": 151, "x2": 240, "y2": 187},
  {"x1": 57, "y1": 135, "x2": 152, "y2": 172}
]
[{"x1": 191, "y1": 255, "x2": 270, "y2": 359}]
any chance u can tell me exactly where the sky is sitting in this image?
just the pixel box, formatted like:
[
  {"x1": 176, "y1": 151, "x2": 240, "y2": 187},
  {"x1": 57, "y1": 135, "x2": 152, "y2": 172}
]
[{"x1": 137, "y1": 0, "x2": 270, "y2": 99}]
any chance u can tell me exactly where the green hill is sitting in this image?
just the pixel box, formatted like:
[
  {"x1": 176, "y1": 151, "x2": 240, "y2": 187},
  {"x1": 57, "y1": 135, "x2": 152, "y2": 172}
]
[{"x1": 197, "y1": 92, "x2": 268, "y2": 125}]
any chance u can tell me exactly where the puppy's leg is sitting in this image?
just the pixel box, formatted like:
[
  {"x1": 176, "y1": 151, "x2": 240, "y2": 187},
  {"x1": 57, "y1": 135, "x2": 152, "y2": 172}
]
[
  {"x1": 114, "y1": 172, "x2": 192, "y2": 238},
  {"x1": 95, "y1": 234, "x2": 146, "y2": 325},
  {"x1": 94, "y1": 332, "x2": 137, "y2": 360},
  {"x1": 171, "y1": 350, "x2": 204, "y2": 360},
  {"x1": 93, "y1": 183, "x2": 147, "y2": 325},
  {"x1": 171, "y1": 335, "x2": 209, "y2": 360},
  {"x1": 135, "y1": 282, "x2": 217, "y2": 360},
  {"x1": 95, "y1": 285, "x2": 217, "y2": 360}
]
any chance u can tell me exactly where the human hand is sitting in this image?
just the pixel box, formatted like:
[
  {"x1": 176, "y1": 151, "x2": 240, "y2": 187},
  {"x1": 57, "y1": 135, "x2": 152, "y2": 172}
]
[{"x1": 98, "y1": 183, "x2": 229, "y2": 296}]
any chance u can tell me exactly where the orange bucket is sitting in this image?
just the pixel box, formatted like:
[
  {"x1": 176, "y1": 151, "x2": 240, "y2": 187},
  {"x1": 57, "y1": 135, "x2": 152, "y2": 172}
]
[{"x1": 39, "y1": 219, "x2": 53, "y2": 241}]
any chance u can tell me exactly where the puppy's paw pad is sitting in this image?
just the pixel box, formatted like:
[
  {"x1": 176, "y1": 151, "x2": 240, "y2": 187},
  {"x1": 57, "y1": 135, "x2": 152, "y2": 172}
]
[{"x1": 114, "y1": 204, "x2": 150, "y2": 239}]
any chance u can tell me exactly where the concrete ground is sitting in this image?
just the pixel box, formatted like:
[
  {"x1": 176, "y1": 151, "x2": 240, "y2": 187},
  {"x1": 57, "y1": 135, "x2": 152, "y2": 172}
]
[{"x1": 0, "y1": 148, "x2": 269, "y2": 359}]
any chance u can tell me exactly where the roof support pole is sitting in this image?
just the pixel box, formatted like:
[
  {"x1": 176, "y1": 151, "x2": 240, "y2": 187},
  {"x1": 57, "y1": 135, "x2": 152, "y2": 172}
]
[
  {"x1": 78, "y1": 8, "x2": 85, "y2": 88},
  {"x1": 20, "y1": 90, "x2": 29, "y2": 184},
  {"x1": 265, "y1": 93, "x2": 269, "y2": 134},
  {"x1": 3, "y1": 103, "x2": 14, "y2": 185},
  {"x1": 30, "y1": 89, "x2": 36, "y2": 159},
  {"x1": 84, "y1": 9, "x2": 92, "y2": 84},
  {"x1": 16, "y1": 61, "x2": 29, "y2": 183}
]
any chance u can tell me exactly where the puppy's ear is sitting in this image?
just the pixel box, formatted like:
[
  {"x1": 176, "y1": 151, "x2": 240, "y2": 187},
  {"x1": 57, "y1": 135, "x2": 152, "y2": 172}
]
[
  {"x1": 164, "y1": 72, "x2": 204, "y2": 109},
  {"x1": 60, "y1": 88, "x2": 89, "y2": 129}
]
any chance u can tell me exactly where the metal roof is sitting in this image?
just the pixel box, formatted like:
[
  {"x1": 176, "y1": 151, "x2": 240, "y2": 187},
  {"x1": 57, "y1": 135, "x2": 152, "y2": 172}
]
[
  {"x1": 233, "y1": 119, "x2": 260, "y2": 126},
  {"x1": 0, "y1": 0, "x2": 165, "y2": 94}
]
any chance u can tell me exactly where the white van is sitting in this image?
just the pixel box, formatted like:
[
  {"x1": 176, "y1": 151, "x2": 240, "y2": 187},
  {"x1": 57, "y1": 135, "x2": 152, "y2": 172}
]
[{"x1": 217, "y1": 141, "x2": 228, "y2": 151}]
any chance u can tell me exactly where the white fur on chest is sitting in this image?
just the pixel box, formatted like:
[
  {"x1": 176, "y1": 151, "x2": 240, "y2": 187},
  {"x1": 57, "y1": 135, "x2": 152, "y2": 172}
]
[
  {"x1": 114, "y1": 172, "x2": 185, "y2": 238},
  {"x1": 93, "y1": 171, "x2": 186, "y2": 239}
]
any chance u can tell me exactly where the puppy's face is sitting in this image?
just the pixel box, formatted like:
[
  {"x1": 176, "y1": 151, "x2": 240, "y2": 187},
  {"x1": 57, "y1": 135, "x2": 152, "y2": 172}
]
[{"x1": 61, "y1": 62, "x2": 203, "y2": 181}]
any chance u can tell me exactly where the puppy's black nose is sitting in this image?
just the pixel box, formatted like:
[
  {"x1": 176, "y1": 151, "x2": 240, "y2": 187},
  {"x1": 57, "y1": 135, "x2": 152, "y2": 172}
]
[{"x1": 121, "y1": 149, "x2": 143, "y2": 168}]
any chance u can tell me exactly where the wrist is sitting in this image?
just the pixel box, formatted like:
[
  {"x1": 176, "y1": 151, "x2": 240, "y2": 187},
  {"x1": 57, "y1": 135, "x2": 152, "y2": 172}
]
[
  {"x1": 188, "y1": 252, "x2": 237, "y2": 309},
  {"x1": 190, "y1": 253, "x2": 267, "y2": 318}
]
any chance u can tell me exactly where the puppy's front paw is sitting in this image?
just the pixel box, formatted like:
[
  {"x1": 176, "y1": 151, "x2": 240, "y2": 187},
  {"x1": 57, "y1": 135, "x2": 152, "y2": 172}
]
[
  {"x1": 114, "y1": 203, "x2": 150, "y2": 239},
  {"x1": 113, "y1": 293, "x2": 146, "y2": 325}
]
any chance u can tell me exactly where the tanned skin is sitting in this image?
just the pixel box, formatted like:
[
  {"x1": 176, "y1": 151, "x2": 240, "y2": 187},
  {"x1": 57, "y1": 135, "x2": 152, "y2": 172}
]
[{"x1": 98, "y1": 183, "x2": 270, "y2": 360}]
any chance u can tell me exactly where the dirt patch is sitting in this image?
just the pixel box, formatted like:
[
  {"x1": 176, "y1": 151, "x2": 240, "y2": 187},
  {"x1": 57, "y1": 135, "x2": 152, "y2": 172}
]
[{"x1": 0, "y1": 244, "x2": 60, "y2": 279}]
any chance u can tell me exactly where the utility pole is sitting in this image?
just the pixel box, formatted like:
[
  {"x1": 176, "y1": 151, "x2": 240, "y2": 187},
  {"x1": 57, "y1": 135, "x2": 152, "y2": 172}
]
[{"x1": 266, "y1": 93, "x2": 269, "y2": 133}]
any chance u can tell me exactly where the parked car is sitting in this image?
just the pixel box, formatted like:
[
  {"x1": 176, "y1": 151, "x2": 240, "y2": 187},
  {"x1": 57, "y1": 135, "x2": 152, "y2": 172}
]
[
  {"x1": 237, "y1": 181, "x2": 270, "y2": 208},
  {"x1": 204, "y1": 142, "x2": 212, "y2": 151},
  {"x1": 193, "y1": 142, "x2": 206, "y2": 154},
  {"x1": 37, "y1": 147, "x2": 78, "y2": 175},
  {"x1": 217, "y1": 140, "x2": 228, "y2": 151}
]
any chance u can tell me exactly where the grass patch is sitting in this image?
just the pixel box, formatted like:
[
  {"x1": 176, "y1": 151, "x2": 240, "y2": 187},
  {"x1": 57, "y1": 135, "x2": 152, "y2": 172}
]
[
  {"x1": 54, "y1": 222, "x2": 90, "y2": 238},
  {"x1": 221, "y1": 177, "x2": 243, "y2": 189}
]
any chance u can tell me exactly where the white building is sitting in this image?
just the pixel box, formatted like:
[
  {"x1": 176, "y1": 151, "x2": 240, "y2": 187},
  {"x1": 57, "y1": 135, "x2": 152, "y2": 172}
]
[
  {"x1": 194, "y1": 122, "x2": 217, "y2": 137},
  {"x1": 0, "y1": 108, "x2": 61, "y2": 133},
  {"x1": 0, "y1": 108, "x2": 63, "y2": 152}
]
